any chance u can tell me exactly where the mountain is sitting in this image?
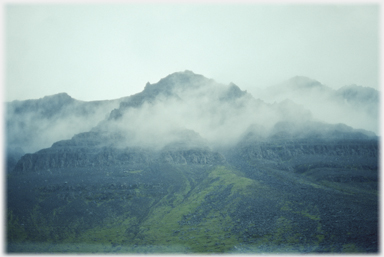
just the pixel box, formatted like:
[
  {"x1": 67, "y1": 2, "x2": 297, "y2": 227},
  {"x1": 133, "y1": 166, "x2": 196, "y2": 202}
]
[
  {"x1": 6, "y1": 71, "x2": 378, "y2": 253},
  {"x1": 334, "y1": 84, "x2": 379, "y2": 115},
  {"x1": 6, "y1": 93, "x2": 130, "y2": 168},
  {"x1": 259, "y1": 76, "x2": 379, "y2": 135}
]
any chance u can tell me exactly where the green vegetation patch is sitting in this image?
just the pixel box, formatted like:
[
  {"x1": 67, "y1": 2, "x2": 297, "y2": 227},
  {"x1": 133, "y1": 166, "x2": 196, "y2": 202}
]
[
  {"x1": 208, "y1": 166, "x2": 256, "y2": 195},
  {"x1": 7, "y1": 211, "x2": 28, "y2": 242},
  {"x1": 342, "y1": 243, "x2": 361, "y2": 253},
  {"x1": 136, "y1": 165, "x2": 258, "y2": 252},
  {"x1": 276, "y1": 201, "x2": 324, "y2": 250}
]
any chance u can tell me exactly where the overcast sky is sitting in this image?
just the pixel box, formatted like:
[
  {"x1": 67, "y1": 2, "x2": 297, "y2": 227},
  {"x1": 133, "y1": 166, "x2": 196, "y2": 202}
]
[{"x1": 5, "y1": 3, "x2": 380, "y2": 102}]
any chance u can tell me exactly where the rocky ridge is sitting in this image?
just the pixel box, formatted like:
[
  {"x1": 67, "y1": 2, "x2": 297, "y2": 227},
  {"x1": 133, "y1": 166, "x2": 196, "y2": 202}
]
[
  {"x1": 6, "y1": 71, "x2": 379, "y2": 253},
  {"x1": 6, "y1": 92, "x2": 130, "y2": 155}
]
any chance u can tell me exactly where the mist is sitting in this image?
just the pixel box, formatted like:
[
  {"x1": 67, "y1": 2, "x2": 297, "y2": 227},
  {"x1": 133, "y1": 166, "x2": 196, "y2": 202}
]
[
  {"x1": 6, "y1": 94, "x2": 126, "y2": 153},
  {"x1": 6, "y1": 71, "x2": 378, "y2": 157},
  {"x1": 91, "y1": 71, "x2": 316, "y2": 151},
  {"x1": 256, "y1": 76, "x2": 379, "y2": 135}
]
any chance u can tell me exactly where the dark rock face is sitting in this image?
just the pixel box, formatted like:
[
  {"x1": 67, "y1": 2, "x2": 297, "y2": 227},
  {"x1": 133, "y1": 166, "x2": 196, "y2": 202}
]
[
  {"x1": 8, "y1": 129, "x2": 379, "y2": 252},
  {"x1": 5, "y1": 71, "x2": 379, "y2": 254},
  {"x1": 7, "y1": 136, "x2": 378, "y2": 253},
  {"x1": 6, "y1": 147, "x2": 25, "y2": 173},
  {"x1": 236, "y1": 140, "x2": 377, "y2": 161},
  {"x1": 229, "y1": 139, "x2": 378, "y2": 175},
  {"x1": 159, "y1": 148, "x2": 225, "y2": 165},
  {"x1": 13, "y1": 142, "x2": 225, "y2": 173}
]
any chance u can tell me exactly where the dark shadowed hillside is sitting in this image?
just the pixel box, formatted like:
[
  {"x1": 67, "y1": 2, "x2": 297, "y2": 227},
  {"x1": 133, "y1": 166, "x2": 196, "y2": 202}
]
[{"x1": 6, "y1": 71, "x2": 379, "y2": 253}]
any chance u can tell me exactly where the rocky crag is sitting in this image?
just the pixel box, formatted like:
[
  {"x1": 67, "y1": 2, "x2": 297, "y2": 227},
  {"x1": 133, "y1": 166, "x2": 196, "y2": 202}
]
[
  {"x1": 6, "y1": 92, "x2": 130, "y2": 157},
  {"x1": 6, "y1": 71, "x2": 379, "y2": 253}
]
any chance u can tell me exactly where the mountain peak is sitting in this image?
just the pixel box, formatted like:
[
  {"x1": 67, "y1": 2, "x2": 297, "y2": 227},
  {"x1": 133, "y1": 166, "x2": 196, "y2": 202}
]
[
  {"x1": 45, "y1": 92, "x2": 71, "y2": 98},
  {"x1": 287, "y1": 76, "x2": 325, "y2": 90},
  {"x1": 141, "y1": 71, "x2": 217, "y2": 98},
  {"x1": 157, "y1": 70, "x2": 214, "y2": 87},
  {"x1": 41, "y1": 92, "x2": 74, "y2": 102}
]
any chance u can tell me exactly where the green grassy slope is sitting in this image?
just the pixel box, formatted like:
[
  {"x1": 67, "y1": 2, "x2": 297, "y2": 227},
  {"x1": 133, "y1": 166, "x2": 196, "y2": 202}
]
[{"x1": 7, "y1": 159, "x2": 377, "y2": 253}]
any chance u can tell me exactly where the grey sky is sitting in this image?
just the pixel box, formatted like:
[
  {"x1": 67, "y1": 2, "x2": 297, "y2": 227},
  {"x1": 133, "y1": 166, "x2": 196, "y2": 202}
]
[{"x1": 5, "y1": 4, "x2": 379, "y2": 102}]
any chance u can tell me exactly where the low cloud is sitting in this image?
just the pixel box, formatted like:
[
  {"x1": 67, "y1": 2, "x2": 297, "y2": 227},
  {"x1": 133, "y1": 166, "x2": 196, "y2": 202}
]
[
  {"x1": 6, "y1": 72, "x2": 378, "y2": 155},
  {"x1": 95, "y1": 72, "x2": 314, "y2": 150},
  {"x1": 257, "y1": 76, "x2": 379, "y2": 135}
]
